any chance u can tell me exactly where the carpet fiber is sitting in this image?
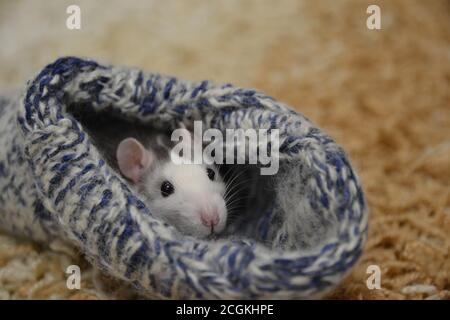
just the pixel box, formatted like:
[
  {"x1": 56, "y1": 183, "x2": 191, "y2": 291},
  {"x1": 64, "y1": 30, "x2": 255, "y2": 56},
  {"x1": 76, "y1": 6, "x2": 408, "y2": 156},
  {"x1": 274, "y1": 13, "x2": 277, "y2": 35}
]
[{"x1": 0, "y1": 0, "x2": 449, "y2": 299}]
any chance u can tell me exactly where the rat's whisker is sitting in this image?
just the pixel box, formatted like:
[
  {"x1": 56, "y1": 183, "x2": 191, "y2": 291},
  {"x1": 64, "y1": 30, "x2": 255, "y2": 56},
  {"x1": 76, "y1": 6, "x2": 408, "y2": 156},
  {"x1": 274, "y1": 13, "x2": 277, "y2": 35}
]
[
  {"x1": 225, "y1": 189, "x2": 253, "y2": 203},
  {"x1": 225, "y1": 195, "x2": 254, "y2": 211},
  {"x1": 221, "y1": 166, "x2": 238, "y2": 182},
  {"x1": 224, "y1": 182, "x2": 252, "y2": 200},
  {"x1": 226, "y1": 198, "x2": 253, "y2": 211},
  {"x1": 223, "y1": 169, "x2": 248, "y2": 192},
  {"x1": 225, "y1": 172, "x2": 254, "y2": 198}
]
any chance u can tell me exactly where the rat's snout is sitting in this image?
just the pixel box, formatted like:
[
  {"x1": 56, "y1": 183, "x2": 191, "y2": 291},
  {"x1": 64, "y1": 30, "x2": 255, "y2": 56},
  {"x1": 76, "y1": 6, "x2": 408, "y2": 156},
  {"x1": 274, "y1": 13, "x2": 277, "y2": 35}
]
[
  {"x1": 200, "y1": 209, "x2": 219, "y2": 228},
  {"x1": 194, "y1": 196, "x2": 227, "y2": 237}
]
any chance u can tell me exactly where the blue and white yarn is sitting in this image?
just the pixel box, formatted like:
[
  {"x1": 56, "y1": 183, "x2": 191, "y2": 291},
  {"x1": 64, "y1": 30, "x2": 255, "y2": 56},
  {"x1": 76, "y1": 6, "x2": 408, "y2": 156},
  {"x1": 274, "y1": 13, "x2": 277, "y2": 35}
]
[{"x1": 0, "y1": 57, "x2": 368, "y2": 299}]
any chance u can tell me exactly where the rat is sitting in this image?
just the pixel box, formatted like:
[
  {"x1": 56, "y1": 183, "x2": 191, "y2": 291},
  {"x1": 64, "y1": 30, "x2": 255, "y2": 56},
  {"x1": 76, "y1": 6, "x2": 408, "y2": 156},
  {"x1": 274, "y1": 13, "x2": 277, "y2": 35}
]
[
  {"x1": 71, "y1": 109, "x2": 253, "y2": 239},
  {"x1": 115, "y1": 133, "x2": 228, "y2": 238}
]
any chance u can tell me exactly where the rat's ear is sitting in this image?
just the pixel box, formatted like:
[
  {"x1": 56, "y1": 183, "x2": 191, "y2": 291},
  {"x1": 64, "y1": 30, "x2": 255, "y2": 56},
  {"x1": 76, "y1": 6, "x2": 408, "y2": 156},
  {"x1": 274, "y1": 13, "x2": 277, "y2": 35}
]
[{"x1": 116, "y1": 138, "x2": 153, "y2": 183}]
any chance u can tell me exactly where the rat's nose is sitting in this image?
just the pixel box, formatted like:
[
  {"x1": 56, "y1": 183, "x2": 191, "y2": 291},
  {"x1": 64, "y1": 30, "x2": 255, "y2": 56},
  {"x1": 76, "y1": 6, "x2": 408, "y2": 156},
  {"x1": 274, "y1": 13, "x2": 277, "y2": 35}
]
[{"x1": 200, "y1": 210, "x2": 219, "y2": 228}]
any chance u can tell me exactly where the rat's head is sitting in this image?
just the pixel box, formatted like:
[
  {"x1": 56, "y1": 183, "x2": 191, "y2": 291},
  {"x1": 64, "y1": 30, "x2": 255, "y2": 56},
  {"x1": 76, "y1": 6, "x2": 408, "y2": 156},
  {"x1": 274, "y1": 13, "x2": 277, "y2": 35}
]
[{"x1": 116, "y1": 137, "x2": 227, "y2": 238}]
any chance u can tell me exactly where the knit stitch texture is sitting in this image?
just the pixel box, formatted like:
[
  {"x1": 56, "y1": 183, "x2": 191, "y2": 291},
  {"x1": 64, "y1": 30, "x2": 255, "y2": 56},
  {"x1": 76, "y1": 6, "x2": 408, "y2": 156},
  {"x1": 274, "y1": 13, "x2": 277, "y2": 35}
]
[{"x1": 0, "y1": 57, "x2": 368, "y2": 299}]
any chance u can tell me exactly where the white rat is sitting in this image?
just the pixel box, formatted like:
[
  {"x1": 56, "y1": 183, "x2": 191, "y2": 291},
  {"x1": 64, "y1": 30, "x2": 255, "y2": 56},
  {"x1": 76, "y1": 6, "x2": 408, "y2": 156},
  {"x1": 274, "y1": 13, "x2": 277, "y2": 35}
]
[
  {"x1": 115, "y1": 134, "x2": 228, "y2": 238},
  {"x1": 75, "y1": 110, "x2": 233, "y2": 239}
]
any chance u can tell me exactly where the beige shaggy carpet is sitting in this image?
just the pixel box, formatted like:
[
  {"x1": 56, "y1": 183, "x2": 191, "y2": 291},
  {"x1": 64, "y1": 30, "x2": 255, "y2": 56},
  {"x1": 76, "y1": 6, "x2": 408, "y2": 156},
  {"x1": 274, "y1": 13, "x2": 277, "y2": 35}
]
[{"x1": 0, "y1": 0, "x2": 449, "y2": 299}]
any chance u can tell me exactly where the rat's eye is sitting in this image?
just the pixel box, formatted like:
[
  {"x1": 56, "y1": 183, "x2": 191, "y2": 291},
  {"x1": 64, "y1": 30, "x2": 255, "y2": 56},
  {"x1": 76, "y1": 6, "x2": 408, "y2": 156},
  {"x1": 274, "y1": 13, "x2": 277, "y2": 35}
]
[
  {"x1": 161, "y1": 181, "x2": 174, "y2": 197},
  {"x1": 207, "y1": 168, "x2": 215, "y2": 181}
]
